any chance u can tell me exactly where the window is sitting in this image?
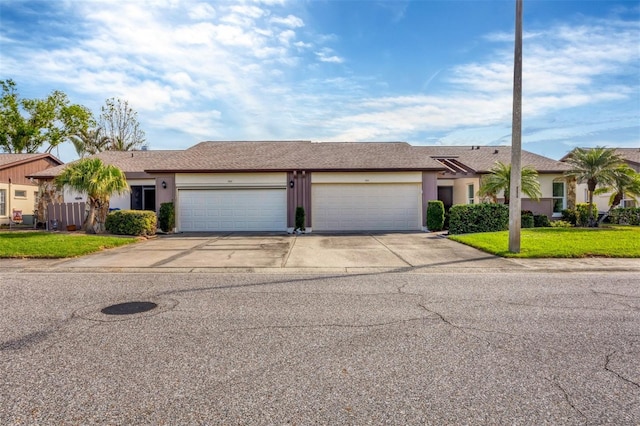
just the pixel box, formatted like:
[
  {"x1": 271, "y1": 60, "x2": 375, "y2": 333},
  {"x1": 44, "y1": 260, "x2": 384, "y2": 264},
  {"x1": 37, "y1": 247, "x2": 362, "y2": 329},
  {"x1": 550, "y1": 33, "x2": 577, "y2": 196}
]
[
  {"x1": 552, "y1": 181, "x2": 565, "y2": 216},
  {"x1": 467, "y1": 184, "x2": 475, "y2": 204},
  {"x1": 14, "y1": 189, "x2": 27, "y2": 198},
  {"x1": 622, "y1": 199, "x2": 636, "y2": 208},
  {"x1": 0, "y1": 189, "x2": 5, "y2": 216}
]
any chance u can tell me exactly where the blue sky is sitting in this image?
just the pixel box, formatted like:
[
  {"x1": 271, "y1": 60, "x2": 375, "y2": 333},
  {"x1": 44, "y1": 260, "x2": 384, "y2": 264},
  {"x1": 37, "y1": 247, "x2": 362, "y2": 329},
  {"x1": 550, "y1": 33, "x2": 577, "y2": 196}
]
[{"x1": 1, "y1": 0, "x2": 638, "y2": 163}]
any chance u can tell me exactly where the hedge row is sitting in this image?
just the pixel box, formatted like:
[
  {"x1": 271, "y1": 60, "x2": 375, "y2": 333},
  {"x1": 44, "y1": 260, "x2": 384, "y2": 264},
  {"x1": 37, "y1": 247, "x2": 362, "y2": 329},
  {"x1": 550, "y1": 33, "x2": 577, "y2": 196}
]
[
  {"x1": 608, "y1": 207, "x2": 640, "y2": 225},
  {"x1": 105, "y1": 210, "x2": 157, "y2": 236},
  {"x1": 449, "y1": 203, "x2": 509, "y2": 235}
]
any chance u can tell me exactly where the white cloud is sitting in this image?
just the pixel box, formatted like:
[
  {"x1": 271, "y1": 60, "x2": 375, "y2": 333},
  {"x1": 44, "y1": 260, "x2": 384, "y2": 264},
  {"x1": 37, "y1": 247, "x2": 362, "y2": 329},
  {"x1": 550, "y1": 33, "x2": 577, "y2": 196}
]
[
  {"x1": 188, "y1": 2, "x2": 216, "y2": 20},
  {"x1": 270, "y1": 14, "x2": 304, "y2": 28},
  {"x1": 0, "y1": 1, "x2": 636, "y2": 162},
  {"x1": 315, "y1": 47, "x2": 344, "y2": 63}
]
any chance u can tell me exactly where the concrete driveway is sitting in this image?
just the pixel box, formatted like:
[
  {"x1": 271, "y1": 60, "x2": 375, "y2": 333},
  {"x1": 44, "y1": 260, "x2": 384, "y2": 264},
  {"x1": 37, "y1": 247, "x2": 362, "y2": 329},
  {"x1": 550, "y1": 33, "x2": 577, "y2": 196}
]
[
  {"x1": 46, "y1": 232, "x2": 518, "y2": 272},
  {"x1": 3, "y1": 231, "x2": 635, "y2": 273}
]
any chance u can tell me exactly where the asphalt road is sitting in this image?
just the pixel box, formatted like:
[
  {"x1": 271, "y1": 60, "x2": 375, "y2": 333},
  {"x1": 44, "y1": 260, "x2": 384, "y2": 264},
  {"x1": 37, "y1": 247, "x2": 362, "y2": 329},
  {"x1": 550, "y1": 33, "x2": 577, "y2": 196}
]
[{"x1": 1, "y1": 271, "x2": 639, "y2": 425}]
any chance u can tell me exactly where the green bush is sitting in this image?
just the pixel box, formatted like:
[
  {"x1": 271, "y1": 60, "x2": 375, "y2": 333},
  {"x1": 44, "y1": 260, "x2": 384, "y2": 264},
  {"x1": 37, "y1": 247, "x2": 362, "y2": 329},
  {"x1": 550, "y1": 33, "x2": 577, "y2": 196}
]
[
  {"x1": 561, "y1": 208, "x2": 577, "y2": 226},
  {"x1": 576, "y1": 203, "x2": 590, "y2": 227},
  {"x1": 295, "y1": 206, "x2": 305, "y2": 231},
  {"x1": 608, "y1": 207, "x2": 640, "y2": 225},
  {"x1": 449, "y1": 203, "x2": 509, "y2": 235},
  {"x1": 158, "y1": 202, "x2": 175, "y2": 232},
  {"x1": 533, "y1": 214, "x2": 551, "y2": 228},
  {"x1": 521, "y1": 210, "x2": 534, "y2": 229},
  {"x1": 105, "y1": 210, "x2": 157, "y2": 236},
  {"x1": 426, "y1": 200, "x2": 445, "y2": 231}
]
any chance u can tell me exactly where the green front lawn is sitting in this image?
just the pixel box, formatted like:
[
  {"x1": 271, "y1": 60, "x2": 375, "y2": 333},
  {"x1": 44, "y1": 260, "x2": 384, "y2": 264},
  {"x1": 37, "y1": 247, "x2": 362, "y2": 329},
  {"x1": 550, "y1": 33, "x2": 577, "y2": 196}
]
[
  {"x1": 448, "y1": 226, "x2": 640, "y2": 258},
  {"x1": 0, "y1": 231, "x2": 138, "y2": 258}
]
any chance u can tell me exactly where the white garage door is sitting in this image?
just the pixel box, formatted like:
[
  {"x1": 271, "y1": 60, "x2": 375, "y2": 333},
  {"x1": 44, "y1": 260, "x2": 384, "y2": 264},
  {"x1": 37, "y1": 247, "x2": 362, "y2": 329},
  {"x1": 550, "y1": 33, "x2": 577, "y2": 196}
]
[
  {"x1": 178, "y1": 189, "x2": 287, "y2": 232},
  {"x1": 312, "y1": 183, "x2": 422, "y2": 231}
]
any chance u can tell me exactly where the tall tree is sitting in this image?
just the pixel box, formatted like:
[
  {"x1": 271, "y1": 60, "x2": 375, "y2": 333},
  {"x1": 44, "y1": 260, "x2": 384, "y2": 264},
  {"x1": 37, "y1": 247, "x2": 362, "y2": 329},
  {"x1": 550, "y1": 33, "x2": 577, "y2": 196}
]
[
  {"x1": 54, "y1": 158, "x2": 129, "y2": 234},
  {"x1": 0, "y1": 79, "x2": 93, "y2": 154},
  {"x1": 478, "y1": 161, "x2": 541, "y2": 205},
  {"x1": 99, "y1": 98, "x2": 146, "y2": 151},
  {"x1": 564, "y1": 147, "x2": 624, "y2": 227}
]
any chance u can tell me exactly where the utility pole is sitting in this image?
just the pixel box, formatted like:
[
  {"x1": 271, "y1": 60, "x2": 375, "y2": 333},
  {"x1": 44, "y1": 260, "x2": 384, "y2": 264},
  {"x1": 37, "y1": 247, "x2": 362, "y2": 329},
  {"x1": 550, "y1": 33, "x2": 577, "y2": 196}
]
[{"x1": 509, "y1": 0, "x2": 523, "y2": 253}]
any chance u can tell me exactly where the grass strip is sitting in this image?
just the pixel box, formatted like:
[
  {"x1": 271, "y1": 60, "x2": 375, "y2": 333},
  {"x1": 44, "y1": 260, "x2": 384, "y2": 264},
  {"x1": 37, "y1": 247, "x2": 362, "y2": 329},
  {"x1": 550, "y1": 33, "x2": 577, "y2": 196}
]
[
  {"x1": 448, "y1": 226, "x2": 640, "y2": 258},
  {"x1": 0, "y1": 231, "x2": 138, "y2": 258}
]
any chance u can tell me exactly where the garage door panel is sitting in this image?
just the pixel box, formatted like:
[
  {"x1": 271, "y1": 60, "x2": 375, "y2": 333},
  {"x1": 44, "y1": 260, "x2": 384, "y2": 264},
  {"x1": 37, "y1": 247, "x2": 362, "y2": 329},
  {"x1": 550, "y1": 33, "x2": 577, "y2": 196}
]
[
  {"x1": 312, "y1": 183, "x2": 421, "y2": 231},
  {"x1": 179, "y1": 189, "x2": 286, "y2": 232}
]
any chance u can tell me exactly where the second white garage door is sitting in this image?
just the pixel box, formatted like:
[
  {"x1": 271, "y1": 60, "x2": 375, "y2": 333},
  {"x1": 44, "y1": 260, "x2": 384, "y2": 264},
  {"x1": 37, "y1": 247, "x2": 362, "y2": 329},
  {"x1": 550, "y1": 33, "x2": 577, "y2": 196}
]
[
  {"x1": 312, "y1": 183, "x2": 422, "y2": 231},
  {"x1": 178, "y1": 189, "x2": 287, "y2": 232}
]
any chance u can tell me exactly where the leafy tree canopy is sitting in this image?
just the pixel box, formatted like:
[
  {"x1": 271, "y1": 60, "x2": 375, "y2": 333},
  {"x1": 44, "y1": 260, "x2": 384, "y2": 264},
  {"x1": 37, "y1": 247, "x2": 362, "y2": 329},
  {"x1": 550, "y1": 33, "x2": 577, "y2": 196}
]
[{"x1": 0, "y1": 79, "x2": 93, "y2": 154}]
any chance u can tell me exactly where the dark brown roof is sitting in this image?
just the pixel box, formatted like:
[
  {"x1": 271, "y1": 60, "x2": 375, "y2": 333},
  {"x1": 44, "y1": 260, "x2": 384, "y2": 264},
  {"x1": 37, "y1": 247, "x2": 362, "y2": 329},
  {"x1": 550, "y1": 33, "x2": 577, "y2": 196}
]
[
  {"x1": 28, "y1": 150, "x2": 180, "y2": 179},
  {"x1": 0, "y1": 153, "x2": 63, "y2": 170},
  {"x1": 415, "y1": 145, "x2": 570, "y2": 173},
  {"x1": 146, "y1": 141, "x2": 447, "y2": 172}
]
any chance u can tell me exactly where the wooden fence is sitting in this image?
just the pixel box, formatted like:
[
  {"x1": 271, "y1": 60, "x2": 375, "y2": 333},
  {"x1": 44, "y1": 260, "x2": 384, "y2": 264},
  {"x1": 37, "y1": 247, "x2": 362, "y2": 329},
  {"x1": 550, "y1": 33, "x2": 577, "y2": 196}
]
[{"x1": 47, "y1": 202, "x2": 86, "y2": 230}]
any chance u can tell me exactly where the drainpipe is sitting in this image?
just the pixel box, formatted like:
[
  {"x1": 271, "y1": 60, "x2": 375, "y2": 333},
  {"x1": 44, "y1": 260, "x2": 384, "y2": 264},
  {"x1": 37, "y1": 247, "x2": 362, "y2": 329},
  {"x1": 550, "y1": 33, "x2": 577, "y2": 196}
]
[{"x1": 8, "y1": 178, "x2": 11, "y2": 221}]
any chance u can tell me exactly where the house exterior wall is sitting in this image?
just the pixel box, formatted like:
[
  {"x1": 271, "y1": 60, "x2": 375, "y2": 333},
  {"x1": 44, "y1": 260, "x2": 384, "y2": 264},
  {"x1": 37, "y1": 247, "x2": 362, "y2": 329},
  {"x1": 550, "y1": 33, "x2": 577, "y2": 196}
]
[
  {"x1": 109, "y1": 179, "x2": 151, "y2": 211},
  {"x1": 422, "y1": 172, "x2": 438, "y2": 226},
  {"x1": 287, "y1": 171, "x2": 311, "y2": 229},
  {"x1": 452, "y1": 177, "x2": 481, "y2": 205},
  {"x1": 0, "y1": 182, "x2": 39, "y2": 225},
  {"x1": 156, "y1": 175, "x2": 175, "y2": 210},
  {"x1": 175, "y1": 172, "x2": 287, "y2": 187},
  {"x1": 0, "y1": 157, "x2": 59, "y2": 185},
  {"x1": 311, "y1": 171, "x2": 422, "y2": 184}
]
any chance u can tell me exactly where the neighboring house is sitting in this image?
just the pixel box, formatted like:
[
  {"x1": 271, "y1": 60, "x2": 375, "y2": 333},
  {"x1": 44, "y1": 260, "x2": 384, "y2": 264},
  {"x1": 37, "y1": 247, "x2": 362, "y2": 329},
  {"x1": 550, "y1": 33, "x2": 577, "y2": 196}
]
[
  {"x1": 30, "y1": 150, "x2": 181, "y2": 213},
  {"x1": 416, "y1": 145, "x2": 572, "y2": 218},
  {"x1": 0, "y1": 153, "x2": 63, "y2": 225},
  {"x1": 561, "y1": 147, "x2": 640, "y2": 213}
]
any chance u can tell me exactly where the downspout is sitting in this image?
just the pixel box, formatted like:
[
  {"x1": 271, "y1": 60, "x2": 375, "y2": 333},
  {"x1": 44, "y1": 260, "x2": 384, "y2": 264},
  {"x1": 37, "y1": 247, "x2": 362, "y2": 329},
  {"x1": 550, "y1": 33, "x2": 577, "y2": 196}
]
[{"x1": 8, "y1": 178, "x2": 11, "y2": 220}]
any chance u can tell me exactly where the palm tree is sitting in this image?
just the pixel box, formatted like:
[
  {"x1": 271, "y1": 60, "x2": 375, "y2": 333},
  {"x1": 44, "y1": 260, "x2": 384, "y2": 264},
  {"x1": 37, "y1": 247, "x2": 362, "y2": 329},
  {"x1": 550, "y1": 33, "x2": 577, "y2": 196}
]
[
  {"x1": 54, "y1": 158, "x2": 129, "y2": 234},
  {"x1": 70, "y1": 128, "x2": 110, "y2": 158},
  {"x1": 595, "y1": 165, "x2": 640, "y2": 220},
  {"x1": 478, "y1": 161, "x2": 542, "y2": 204},
  {"x1": 563, "y1": 147, "x2": 624, "y2": 226}
]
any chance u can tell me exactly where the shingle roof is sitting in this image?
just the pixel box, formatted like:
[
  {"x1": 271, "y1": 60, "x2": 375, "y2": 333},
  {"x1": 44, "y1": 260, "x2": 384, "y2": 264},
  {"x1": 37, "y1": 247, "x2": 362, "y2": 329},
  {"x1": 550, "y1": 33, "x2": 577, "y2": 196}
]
[
  {"x1": 28, "y1": 150, "x2": 180, "y2": 178},
  {"x1": 415, "y1": 145, "x2": 570, "y2": 173},
  {"x1": 146, "y1": 141, "x2": 446, "y2": 172},
  {"x1": 0, "y1": 153, "x2": 63, "y2": 170},
  {"x1": 615, "y1": 148, "x2": 640, "y2": 166}
]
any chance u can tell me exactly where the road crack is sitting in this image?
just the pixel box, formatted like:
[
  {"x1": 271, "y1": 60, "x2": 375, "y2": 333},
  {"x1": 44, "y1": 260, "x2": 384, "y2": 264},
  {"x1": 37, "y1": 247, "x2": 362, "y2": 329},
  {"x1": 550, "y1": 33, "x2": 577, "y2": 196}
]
[
  {"x1": 546, "y1": 377, "x2": 587, "y2": 423},
  {"x1": 605, "y1": 351, "x2": 640, "y2": 389}
]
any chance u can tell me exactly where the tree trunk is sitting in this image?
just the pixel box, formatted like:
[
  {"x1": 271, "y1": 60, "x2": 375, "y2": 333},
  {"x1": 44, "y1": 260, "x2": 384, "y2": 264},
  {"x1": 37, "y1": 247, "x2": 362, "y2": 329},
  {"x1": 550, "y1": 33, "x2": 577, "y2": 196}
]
[
  {"x1": 84, "y1": 199, "x2": 97, "y2": 234},
  {"x1": 94, "y1": 199, "x2": 110, "y2": 234}
]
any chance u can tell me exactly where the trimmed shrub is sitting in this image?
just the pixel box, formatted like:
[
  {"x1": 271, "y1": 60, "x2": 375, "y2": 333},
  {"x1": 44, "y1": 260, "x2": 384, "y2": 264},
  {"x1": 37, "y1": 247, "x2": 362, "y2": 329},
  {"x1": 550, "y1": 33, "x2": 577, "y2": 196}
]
[
  {"x1": 561, "y1": 208, "x2": 577, "y2": 226},
  {"x1": 576, "y1": 203, "x2": 590, "y2": 227},
  {"x1": 105, "y1": 210, "x2": 157, "y2": 236},
  {"x1": 449, "y1": 203, "x2": 509, "y2": 235},
  {"x1": 608, "y1": 207, "x2": 640, "y2": 226},
  {"x1": 521, "y1": 210, "x2": 534, "y2": 229},
  {"x1": 158, "y1": 202, "x2": 175, "y2": 232},
  {"x1": 426, "y1": 200, "x2": 445, "y2": 231},
  {"x1": 295, "y1": 206, "x2": 306, "y2": 231},
  {"x1": 533, "y1": 214, "x2": 551, "y2": 228}
]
